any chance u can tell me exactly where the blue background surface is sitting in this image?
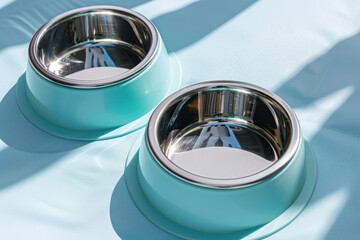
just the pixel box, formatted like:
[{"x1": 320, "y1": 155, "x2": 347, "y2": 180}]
[{"x1": 0, "y1": 0, "x2": 360, "y2": 239}]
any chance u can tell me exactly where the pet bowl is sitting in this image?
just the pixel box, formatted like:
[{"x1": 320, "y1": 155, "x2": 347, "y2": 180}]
[
  {"x1": 17, "y1": 5, "x2": 181, "y2": 140},
  {"x1": 125, "y1": 81, "x2": 317, "y2": 239}
]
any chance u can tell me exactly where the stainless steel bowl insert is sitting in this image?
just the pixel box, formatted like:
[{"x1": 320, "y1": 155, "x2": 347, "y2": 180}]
[
  {"x1": 29, "y1": 6, "x2": 158, "y2": 88},
  {"x1": 147, "y1": 81, "x2": 301, "y2": 188}
]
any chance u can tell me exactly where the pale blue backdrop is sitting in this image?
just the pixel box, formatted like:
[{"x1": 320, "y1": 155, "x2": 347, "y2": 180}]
[{"x1": 0, "y1": 0, "x2": 359, "y2": 239}]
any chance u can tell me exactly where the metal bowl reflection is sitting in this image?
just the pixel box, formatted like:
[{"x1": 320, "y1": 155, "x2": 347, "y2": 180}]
[
  {"x1": 29, "y1": 5, "x2": 158, "y2": 87},
  {"x1": 21, "y1": 6, "x2": 176, "y2": 138},
  {"x1": 137, "y1": 81, "x2": 306, "y2": 233},
  {"x1": 148, "y1": 81, "x2": 300, "y2": 188}
]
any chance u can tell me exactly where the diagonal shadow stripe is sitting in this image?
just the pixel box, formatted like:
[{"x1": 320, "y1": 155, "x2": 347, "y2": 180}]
[
  {"x1": 274, "y1": 31, "x2": 360, "y2": 240},
  {"x1": 0, "y1": 0, "x2": 149, "y2": 52},
  {"x1": 153, "y1": 0, "x2": 257, "y2": 52}
]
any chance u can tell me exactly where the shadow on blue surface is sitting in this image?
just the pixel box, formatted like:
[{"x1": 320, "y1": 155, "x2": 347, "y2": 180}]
[
  {"x1": 0, "y1": 0, "x2": 258, "y2": 233},
  {"x1": 110, "y1": 175, "x2": 180, "y2": 240},
  {"x1": 0, "y1": 0, "x2": 258, "y2": 53},
  {"x1": 2, "y1": 0, "x2": 359, "y2": 239},
  {"x1": 0, "y1": 0, "x2": 150, "y2": 193},
  {"x1": 276, "y1": 35, "x2": 360, "y2": 137},
  {"x1": 0, "y1": 76, "x2": 88, "y2": 153},
  {"x1": 275, "y1": 32, "x2": 360, "y2": 240},
  {"x1": 0, "y1": 148, "x2": 67, "y2": 189},
  {"x1": 0, "y1": 74, "x2": 89, "y2": 189},
  {"x1": 110, "y1": 29, "x2": 360, "y2": 240},
  {"x1": 0, "y1": 0, "x2": 148, "y2": 51},
  {"x1": 109, "y1": 1, "x2": 258, "y2": 239},
  {"x1": 153, "y1": 0, "x2": 257, "y2": 52}
]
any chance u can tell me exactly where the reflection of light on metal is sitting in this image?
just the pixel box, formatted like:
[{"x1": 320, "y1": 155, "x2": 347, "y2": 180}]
[
  {"x1": 192, "y1": 125, "x2": 241, "y2": 149},
  {"x1": 151, "y1": 81, "x2": 300, "y2": 188},
  {"x1": 198, "y1": 89, "x2": 257, "y2": 122},
  {"x1": 48, "y1": 60, "x2": 62, "y2": 75},
  {"x1": 30, "y1": 7, "x2": 159, "y2": 87},
  {"x1": 84, "y1": 47, "x2": 116, "y2": 69}
]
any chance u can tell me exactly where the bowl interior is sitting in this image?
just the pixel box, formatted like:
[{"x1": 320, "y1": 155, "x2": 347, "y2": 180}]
[
  {"x1": 155, "y1": 86, "x2": 293, "y2": 180},
  {"x1": 35, "y1": 9, "x2": 154, "y2": 81}
]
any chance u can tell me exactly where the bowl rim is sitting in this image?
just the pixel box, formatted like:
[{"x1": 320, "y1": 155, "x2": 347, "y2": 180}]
[
  {"x1": 147, "y1": 80, "x2": 302, "y2": 189},
  {"x1": 28, "y1": 5, "x2": 159, "y2": 88}
]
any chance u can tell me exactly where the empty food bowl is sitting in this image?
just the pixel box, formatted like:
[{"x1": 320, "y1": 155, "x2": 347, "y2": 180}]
[
  {"x1": 17, "y1": 5, "x2": 181, "y2": 140},
  {"x1": 125, "y1": 81, "x2": 317, "y2": 239}
]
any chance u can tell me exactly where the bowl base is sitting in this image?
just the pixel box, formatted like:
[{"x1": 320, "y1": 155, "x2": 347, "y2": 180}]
[
  {"x1": 16, "y1": 53, "x2": 182, "y2": 141},
  {"x1": 124, "y1": 138, "x2": 317, "y2": 240}
]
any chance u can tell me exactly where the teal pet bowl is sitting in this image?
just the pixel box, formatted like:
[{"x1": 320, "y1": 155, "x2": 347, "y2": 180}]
[
  {"x1": 17, "y1": 6, "x2": 181, "y2": 140},
  {"x1": 125, "y1": 81, "x2": 317, "y2": 239}
]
